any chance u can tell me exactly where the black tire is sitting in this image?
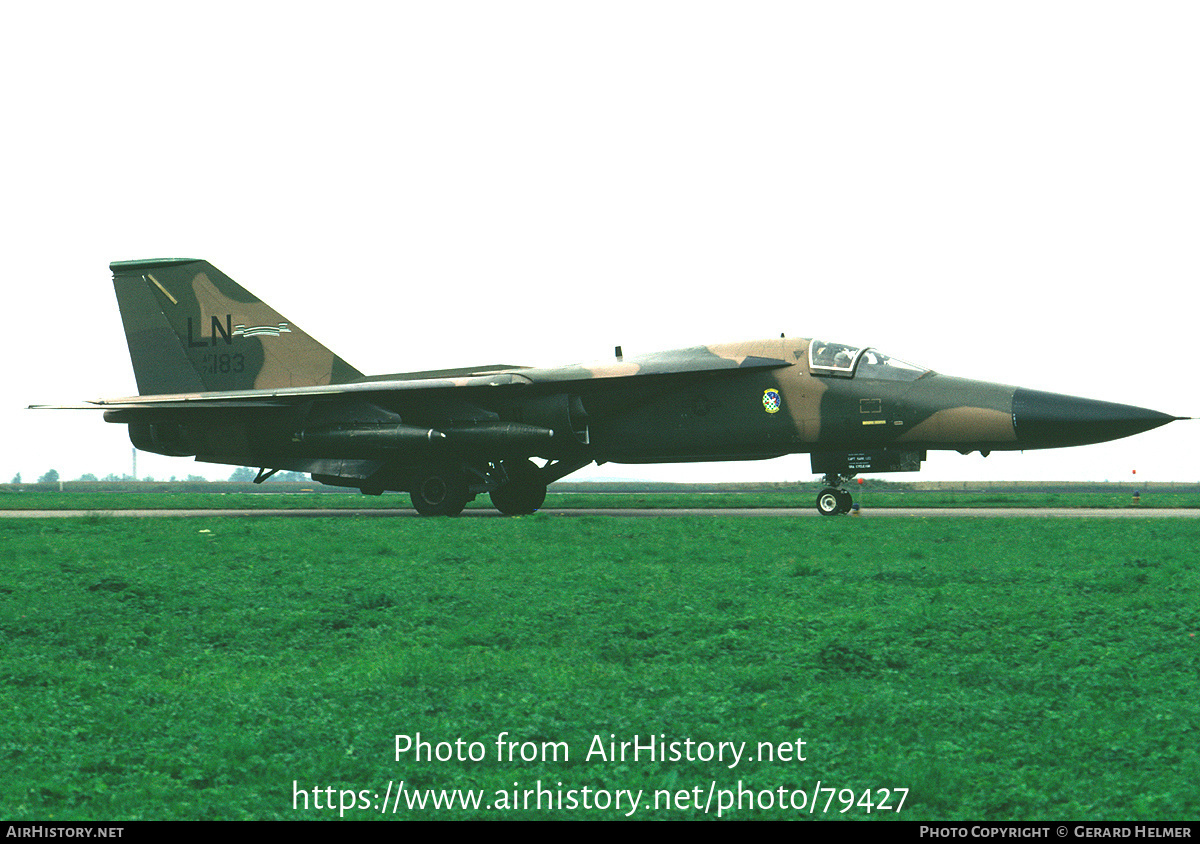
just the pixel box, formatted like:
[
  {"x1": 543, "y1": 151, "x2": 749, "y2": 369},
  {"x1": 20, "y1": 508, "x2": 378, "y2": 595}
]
[
  {"x1": 836, "y1": 489, "x2": 854, "y2": 514},
  {"x1": 816, "y1": 487, "x2": 843, "y2": 516},
  {"x1": 490, "y1": 459, "x2": 547, "y2": 516},
  {"x1": 410, "y1": 467, "x2": 469, "y2": 516}
]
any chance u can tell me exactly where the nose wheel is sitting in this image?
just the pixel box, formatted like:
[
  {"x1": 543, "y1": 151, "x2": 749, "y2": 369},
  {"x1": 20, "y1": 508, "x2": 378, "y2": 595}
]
[
  {"x1": 816, "y1": 487, "x2": 854, "y2": 516},
  {"x1": 816, "y1": 474, "x2": 856, "y2": 516}
]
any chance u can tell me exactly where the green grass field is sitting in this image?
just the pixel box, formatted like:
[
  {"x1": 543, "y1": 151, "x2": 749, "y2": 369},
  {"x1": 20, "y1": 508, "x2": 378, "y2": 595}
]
[
  {"x1": 1, "y1": 487, "x2": 1197, "y2": 510},
  {"x1": 1, "y1": 515, "x2": 1197, "y2": 820}
]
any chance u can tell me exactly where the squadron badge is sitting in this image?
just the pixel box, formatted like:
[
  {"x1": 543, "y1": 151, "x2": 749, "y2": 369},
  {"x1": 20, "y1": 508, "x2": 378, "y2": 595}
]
[{"x1": 762, "y1": 388, "x2": 781, "y2": 414}]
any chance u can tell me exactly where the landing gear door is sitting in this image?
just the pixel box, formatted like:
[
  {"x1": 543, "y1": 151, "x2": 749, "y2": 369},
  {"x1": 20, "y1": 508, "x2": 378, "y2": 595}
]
[{"x1": 811, "y1": 449, "x2": 926, "y2": 477}]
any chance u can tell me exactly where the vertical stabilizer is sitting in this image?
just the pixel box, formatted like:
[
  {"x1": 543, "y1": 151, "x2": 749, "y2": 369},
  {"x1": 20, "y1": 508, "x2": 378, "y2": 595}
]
[{"x1": 110, "y1": 259, "x2": 363, "y2": 395}]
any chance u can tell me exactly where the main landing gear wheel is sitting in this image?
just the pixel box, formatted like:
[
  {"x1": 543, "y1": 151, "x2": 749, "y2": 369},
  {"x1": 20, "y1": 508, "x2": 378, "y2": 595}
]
[
  {"x1": 489, "y1": 459, "x2": 547, "y2": 516},
  {"x1": 816, "y1": 487, "x2": 853, "y2": 516},
  {"x1": 410, "y1": 467, "x2": 469, "y2": 516}
]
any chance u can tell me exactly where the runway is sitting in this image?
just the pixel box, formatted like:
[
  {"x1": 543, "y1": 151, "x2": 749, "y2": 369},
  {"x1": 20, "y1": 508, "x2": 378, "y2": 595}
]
[{"x1": 3, "y1": 507, "x2": 1198, "y2": 519}]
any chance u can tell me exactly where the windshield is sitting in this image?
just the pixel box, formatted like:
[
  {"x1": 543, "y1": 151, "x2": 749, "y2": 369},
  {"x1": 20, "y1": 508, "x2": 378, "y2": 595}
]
[
  {"x1": 855, "y1": 348, "x2": 929, "y2": 381},
  {"x1": 809, "y1": 341, "x2": 929, "y2": 381}
]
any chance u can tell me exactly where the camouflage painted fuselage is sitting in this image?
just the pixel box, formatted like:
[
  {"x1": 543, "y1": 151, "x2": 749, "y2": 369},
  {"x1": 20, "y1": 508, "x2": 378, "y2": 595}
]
[
  {"x1": 568, "y1": 337, "x2": 1021, "y2": 463},
  {"x1": 56, "y1": 259, "x2": 1178, "y2": 512}
]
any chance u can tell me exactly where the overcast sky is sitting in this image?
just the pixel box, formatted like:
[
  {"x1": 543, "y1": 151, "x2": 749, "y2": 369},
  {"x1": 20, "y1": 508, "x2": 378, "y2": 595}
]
[{"x1": 5, "y1": 2, "x2": 1196, "y2": 485}]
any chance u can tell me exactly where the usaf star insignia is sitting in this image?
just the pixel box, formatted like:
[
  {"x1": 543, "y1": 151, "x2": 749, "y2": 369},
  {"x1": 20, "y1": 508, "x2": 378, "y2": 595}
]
[{"x1": 762, "y1": 388, "x2": 781, "y2": 414}]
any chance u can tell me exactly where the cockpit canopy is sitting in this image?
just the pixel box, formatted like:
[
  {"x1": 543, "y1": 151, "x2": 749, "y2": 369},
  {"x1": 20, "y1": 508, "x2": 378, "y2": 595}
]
[{"x1": 809, "y1": 341, "x2": 930, "y2": 381}]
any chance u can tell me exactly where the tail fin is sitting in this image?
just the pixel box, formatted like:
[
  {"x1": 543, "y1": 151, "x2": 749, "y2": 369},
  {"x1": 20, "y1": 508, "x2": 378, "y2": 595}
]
[{"x1": 111, "y1": 259, "x2": 363, "y2": 395}]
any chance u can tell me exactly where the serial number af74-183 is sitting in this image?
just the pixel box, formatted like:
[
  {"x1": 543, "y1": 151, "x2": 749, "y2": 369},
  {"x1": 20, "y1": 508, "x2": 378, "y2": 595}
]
[{"x1": 36, "y1": 259, "x2": 1186, "y2": 516}]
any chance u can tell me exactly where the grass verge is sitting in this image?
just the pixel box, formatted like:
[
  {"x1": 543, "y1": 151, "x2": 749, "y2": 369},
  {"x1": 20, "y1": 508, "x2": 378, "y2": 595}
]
[{"x1": 1, "y1": 515, "x2": 1197, "y2": 820}]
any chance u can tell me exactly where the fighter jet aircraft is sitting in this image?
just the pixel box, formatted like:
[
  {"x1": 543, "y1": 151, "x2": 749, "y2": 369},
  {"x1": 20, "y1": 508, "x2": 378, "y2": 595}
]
[{"x1": 40, "y1": 259, "x2": 1184, "y2": 515}]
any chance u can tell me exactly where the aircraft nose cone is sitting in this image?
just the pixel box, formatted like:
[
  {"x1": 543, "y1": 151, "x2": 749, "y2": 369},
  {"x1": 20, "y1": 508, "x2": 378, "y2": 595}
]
[{"x1": 1012, "y1": 388, "x2": 1178, "y2": 449}]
